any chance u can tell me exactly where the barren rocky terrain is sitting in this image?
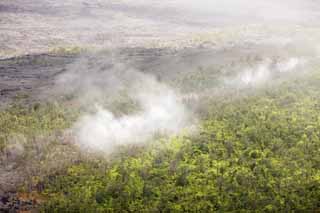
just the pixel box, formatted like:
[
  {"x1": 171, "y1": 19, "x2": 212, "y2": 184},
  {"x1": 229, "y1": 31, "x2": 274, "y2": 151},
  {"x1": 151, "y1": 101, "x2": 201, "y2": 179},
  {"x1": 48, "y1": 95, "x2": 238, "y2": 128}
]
[{"x1": 1, "y1": 0, "x2": 320, "y2": 59}]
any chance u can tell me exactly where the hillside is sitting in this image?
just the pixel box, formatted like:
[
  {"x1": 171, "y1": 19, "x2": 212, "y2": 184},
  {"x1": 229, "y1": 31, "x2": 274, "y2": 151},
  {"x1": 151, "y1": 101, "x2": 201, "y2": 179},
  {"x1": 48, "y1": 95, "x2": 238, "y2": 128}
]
[{"x1": 1, "y1": 0, "x2": 320, "y2": 212}]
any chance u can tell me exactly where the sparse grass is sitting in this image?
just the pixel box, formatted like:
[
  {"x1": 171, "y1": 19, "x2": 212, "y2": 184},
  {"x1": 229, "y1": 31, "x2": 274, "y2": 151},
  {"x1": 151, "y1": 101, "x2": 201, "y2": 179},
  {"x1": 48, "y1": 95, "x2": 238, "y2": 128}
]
[
  {"x1": 0, "y1": 102, "x2": 81, "y2": 194},
  {"x1": 49, "y1": 46, "x2": 88, "y2": 56},
  {"x1": 0, "y1": 102, "x2": 76, "y2": 137}
]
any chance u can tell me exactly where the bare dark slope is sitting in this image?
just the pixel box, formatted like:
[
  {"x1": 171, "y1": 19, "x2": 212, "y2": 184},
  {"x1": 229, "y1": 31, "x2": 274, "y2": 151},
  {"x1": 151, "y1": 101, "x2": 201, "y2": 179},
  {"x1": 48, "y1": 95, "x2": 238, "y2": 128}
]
[
  {"x1": 0, "y1": 43, "x2": 306, "y2": 107},
  {"x1": 0, "y1": 54, "x2": 77, "y2": 107},
  {"x1": 0, "y1": 45, "x2": 259, "y2": 106}
]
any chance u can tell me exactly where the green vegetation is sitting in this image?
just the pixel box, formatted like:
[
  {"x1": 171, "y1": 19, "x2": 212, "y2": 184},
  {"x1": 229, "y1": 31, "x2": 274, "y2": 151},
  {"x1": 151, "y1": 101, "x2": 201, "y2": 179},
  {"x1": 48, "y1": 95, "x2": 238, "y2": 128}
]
[
  {"x1": 1, "y1": 68, "x2": 320, "y2": 212},
  {"x1": 49, "y1": 46, "x2": 87, "y2": 56},
  {"x1": 0, "y1": 102, "x2": 81, "y2": 195},
  {"x1": 0, "y1": 103, "x2": 73, "y2": 151},
  {"x1": 42, "y1": 70, "x2": 319, "y2": 211}
]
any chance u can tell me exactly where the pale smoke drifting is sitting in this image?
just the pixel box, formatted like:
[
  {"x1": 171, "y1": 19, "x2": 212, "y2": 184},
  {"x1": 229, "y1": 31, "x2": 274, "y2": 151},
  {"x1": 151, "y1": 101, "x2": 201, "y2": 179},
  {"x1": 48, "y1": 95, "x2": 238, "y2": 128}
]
[
  {"x1": 74, "y1": 73, "x2": 189, "y2": 153},
  {"x1": 70, "y1": 56, "x2": 303, "y2": 153},
  {"x1": 58, "y1": 53, "x2": 308, "y2": 153},
  {"x1": 56, "y1": 55, "x2": 190, "y2": 153},
  {"x1": 277, "y1": 58, "x2": 301, "y2": 72},
  {"x1": 235, "y1": 57, "x2": 305, "y2": 86}
]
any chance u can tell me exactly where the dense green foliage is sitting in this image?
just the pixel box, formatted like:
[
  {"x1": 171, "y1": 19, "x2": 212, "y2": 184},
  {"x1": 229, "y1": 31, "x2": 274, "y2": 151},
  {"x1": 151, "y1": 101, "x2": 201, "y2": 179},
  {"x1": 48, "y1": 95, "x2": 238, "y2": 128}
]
[
  {"x1": 36, "y1": 71, "x2": 320, "y2": 212},
  {"x1": 0, "y1": 103, "x2": 75, "y2": 152},
  {"x1": 1, "y1": 65, "x2": 320, "y2": 212}
]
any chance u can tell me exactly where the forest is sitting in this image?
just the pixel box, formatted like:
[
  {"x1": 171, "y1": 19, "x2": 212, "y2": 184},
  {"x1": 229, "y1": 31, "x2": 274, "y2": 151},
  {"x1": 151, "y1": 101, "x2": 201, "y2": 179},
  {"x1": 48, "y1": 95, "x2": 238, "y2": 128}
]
[
  {"x1": 1, "y1": 58, "x2": 319, "y2": 211},
  {"x1": 1, "y1": 0, "x2": 320, "y2": 212}
]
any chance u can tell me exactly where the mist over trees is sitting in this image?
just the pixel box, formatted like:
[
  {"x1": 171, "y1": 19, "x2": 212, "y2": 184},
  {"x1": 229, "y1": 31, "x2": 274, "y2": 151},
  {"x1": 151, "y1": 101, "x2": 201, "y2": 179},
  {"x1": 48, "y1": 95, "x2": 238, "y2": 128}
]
[{"x1": 1, "y1": 0, "x2": 320, "y2": 212}]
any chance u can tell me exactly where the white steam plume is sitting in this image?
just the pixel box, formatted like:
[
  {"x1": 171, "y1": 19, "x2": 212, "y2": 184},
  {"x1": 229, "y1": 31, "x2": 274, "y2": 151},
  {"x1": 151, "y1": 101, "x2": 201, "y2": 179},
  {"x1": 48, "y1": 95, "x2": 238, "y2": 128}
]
[
  {"x1": 55, "y1": 54, "x2": 191, "y2": 153},
  {"x1": 74, "y1": 72, "x2": 189, "y2": 153},
  {"x1": 229, "y1": 57, "x2": 306, "y2": 87}
]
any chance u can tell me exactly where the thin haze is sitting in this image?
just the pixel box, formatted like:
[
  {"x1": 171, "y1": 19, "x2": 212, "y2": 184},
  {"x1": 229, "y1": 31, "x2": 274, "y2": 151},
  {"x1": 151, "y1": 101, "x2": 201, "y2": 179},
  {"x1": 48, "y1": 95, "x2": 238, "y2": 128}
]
[
  {"x1": 2, "y1": 0, "x2": 320, "y2": 152},
  {"x1": 1, "y1": 0, "x2": 320, "y2": 199},
  {"x1": 1, "y1": 0, "x2": 320, "y2": 58}
]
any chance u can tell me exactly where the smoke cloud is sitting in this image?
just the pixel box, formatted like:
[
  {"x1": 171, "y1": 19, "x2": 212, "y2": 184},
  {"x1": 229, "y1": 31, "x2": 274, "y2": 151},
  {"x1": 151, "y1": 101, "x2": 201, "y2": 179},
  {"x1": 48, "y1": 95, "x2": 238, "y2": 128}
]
[
  {"x1": 38, "y1": 0, "x2": 320, "y2": 154},
  {"x1": 55, "y1": 53, "x2": 191, "y2": 153},
  {"x1": 236, "y1": 57, "x2": 305, "y2": 86}
]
